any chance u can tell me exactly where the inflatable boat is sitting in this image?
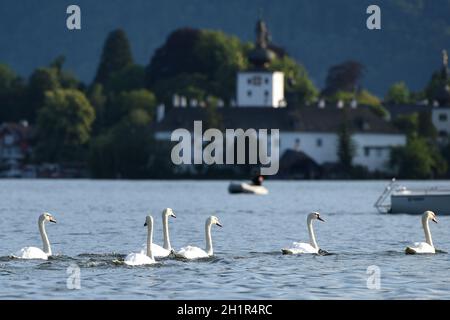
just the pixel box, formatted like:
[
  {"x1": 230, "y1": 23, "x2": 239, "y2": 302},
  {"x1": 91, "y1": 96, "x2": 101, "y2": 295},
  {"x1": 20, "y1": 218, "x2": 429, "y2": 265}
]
[{"x1": 228, "y1": 182, "x2": 268, "y2": 195}]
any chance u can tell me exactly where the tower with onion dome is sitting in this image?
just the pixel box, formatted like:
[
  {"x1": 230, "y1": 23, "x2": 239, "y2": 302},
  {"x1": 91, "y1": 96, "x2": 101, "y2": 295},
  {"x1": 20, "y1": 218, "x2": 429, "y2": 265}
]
[{"x1": 236, "y1": 17, "x2": 285, "y2": 108}]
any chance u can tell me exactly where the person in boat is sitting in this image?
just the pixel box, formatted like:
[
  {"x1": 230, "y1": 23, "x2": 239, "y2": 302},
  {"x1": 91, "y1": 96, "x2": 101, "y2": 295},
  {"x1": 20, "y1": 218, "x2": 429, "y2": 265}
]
[{"x1": 251, "y1": 175, "x2": 264, "y2": 186}]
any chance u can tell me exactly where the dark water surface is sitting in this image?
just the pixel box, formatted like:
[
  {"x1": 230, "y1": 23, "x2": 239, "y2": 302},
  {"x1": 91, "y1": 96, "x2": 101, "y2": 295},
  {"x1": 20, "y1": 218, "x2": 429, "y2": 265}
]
[{"x1": 1, "y1": 179, "x2": 449, "y2": 299}]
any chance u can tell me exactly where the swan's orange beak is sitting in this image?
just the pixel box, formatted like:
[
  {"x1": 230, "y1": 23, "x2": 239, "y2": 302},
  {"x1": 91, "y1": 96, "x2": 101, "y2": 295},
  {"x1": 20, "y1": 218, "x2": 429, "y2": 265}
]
[
  {"x1": 317, "y1": 216, "x2": 325, "y2": 222},
  {"x1": 432, "y1": 218, "x2": 438, "y2": 224},
  {"x1": 49, "y1": 217, "x2": 56, "y2": 223},
  {"x1": 216, "y1": 222, "x2": 223, "y2": 227},
  {"x1": 171, "y1": 214, "x2": 177, "y2": 219}
]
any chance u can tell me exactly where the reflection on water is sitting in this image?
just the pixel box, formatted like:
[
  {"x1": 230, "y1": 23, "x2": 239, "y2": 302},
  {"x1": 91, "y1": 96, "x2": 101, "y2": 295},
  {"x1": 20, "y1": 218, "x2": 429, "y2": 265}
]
[{"x1": 0, "y1": 179, "x2": 450, "y2": 299}]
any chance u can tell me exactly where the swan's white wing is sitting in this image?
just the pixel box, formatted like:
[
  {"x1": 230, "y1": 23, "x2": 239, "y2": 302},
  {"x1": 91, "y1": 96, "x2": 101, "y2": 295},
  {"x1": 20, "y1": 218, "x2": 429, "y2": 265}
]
[
  {"x1": 176, "y1": 246, "x2": 209, "y2": 260},
  {"x1": 282, "y1": 242, "x2": 319, "y2": 254},
  {"x1": 405, "y1": 242, "x2": 435, "y2": 254},
  {"x1": 14, "y1": 247, "x2": 48, "y2": 260},
  {"x1": 140, "y1": 243, "x2": 172, "y2": 258},
  {"x1": 124, "y1": 252, "x2": 156, "y2": 266}
]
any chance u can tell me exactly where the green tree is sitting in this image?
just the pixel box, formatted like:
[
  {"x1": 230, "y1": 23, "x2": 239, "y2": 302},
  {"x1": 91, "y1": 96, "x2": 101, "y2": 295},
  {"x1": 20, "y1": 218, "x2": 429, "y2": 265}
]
[
  {"x1": 36, "y1": 89, "x2": 95, "y2": 162},
  {"x1": 26, "y1": 67, "x2": 61, "y2": 122},
  {"x1": 105, "y1": 64, "x2": 145, "y2": 93},
  {"x1": 392, "y1": 113, "x2": 419, "y2": 138},
  {"x1": 337, "y1": 117, "x2": 356, "y2": 174},
  {"x1": 49, "y1": 55, "x2": 80, "y2": 89},
  {"x1": 323, "y1": 60, "x2": 364, "y2": 95},
  {"x1": 204, "y1": 96, "x2": 223, "y2": 129},
  {"x1": 270, "y1": 55, "x2": 318, "y2": 106},
  {"x1": 390, "y1": 137, "x2": 447, "y2": 179},
  {"x1": 326, "y1": 89, "x2": 387, "y2": 117},
  {"x1": 105, "y1": 89, "x2": 157, "y2": 127},
  {"x1": 151, "y1": 73, "x2": 209, "y2": 104},
  {"x1": 89, "y1": 108, "x2": 155, "y2": 178},
  {"x1": 425, "y1": 69, "x2": 450, "y2": 102},
  {"x1": 87, "y1": 83, "x2": 107, "y2": 133},
  {"x1": 146, "y1": 28, "x2": 248, "y2": 104},
  {"x1": 417, "y1": 111, "x2": 437, "y2": 140},
  {"x1": 94, "y1": 29, "x2": 134, "y2": 85},
  {"x1": 443, "y1": 143, "x2": 450, "y2": 177},
  {"x1": 385, "y1": 81, "x2": 410, "y2": 104},
  {"x1": 0, "y1": 64, "x2": 26, "y2": 122}
]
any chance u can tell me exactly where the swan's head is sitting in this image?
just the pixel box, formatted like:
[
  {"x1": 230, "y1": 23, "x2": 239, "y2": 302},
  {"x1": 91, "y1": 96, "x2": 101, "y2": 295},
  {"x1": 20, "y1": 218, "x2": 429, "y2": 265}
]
[
  {"x1": 40, "y1": 212, "x2": 56, "y2": 223},
  {"x1": 308, "y1": 212, "x2": 325, "y2": 222},
  {"x1": 144, "y1": 215, "x2": 154, "y2": 227},
  {"x1": 163, "y1": 208, "x2": 176, "y2": 219},
  {"x1": 209, "y1": 216, "x2": 223, "y2": 228},
  {"x1": 424, "y1": 210, "x2": 438, "y2": 224}
]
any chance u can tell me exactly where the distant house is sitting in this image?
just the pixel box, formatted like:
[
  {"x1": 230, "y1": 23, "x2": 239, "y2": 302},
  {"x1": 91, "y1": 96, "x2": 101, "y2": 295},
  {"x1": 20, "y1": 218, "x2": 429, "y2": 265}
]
[
  {"x1": 0, "y1": 121, "x2": 34, "y2": 178},
  {"x1": 152, "y1": 105, "x2": 405, "y2": 174},
  {"x1": 432, "y1": 106, "x2": 450, "y2": 143},
  {"x1": 431, "y1": 53, "x2": 450, "y2": 143},
  {"x1": 386, "y1": 50, "x2": 450, "y2": 145}
]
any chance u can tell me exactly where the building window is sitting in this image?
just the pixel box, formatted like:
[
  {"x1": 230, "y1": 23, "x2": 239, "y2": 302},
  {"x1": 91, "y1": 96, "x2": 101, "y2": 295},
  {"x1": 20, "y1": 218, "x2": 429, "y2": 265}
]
[
  {"x1": 376, "y1": 149, "x2": 382, "y2": 157},
  {"x1": 247, "y1": 90, "x2": 252, "y2": 97},
  {"x1": 264, "y1": 90, "x2": 269, "y2": 96},
  {"x1": 264, "y1": 78, "x2": 269, "y2": 84},
  {"x1": 439, "y1": 113, "x2": 448, "y2": 121},
  {"x1": 364, "y1": 147, "x2": 370, "y2": 157},
  {"x1": 247, "y1": 78, "x2": 251, "y2": 84},
  {"x1": 316, "y1": 138, "x2": 322, "y2": 147},
  {"x1": 251, "y1": 76, "x2": 262, "y2": 86}
]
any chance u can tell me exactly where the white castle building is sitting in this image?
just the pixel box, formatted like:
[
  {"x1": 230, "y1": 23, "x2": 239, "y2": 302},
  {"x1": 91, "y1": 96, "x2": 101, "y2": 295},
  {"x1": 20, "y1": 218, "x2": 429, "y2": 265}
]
[
  {"x1": 153, "y1": 18, "x2": 406, "y2": 176},
  {"x1": 236, "y1": 19, "x2": 285, "y2": 108}
]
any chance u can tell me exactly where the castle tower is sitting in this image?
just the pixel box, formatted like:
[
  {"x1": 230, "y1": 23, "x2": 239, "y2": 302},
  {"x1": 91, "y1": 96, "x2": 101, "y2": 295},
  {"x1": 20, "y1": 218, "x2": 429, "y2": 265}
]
[{"x1": 236, "y1": 18, "x2": 285, "y2": 108}]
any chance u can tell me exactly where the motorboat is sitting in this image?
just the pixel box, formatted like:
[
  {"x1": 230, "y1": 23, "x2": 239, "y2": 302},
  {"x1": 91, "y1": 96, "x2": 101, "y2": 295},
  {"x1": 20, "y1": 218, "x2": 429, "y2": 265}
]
[{"x1": 375, "y1": 179, "x2": 450, "y2": 215}]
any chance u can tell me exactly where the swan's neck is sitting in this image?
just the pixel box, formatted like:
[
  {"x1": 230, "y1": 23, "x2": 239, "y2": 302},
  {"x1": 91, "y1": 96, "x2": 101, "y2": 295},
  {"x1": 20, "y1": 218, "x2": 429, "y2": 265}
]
[
  {"x1": 39, "y1": 219, "x2": 51, "y2": 256},
  {"x1": 307, "y1": 218, "x2": 319, "y2": 249},
  {"x1": 422, "y1": 216, "x2": 433, "y2": 247},
  {"x1": 146, "y1": 223, "x2": 154, "y2": 260},
  {"x1": 205, "y1": 221, "x2": 213, "y2": 256},
  {"x1": 162, "y1": 215, "x2": 171, "y2": 250}
]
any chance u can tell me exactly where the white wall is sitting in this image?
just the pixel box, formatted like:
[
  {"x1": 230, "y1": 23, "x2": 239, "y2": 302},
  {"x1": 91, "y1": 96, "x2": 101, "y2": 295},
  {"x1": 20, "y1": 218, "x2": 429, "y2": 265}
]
[
  {"x1": 281, "y1": 132, "x2": 338, "y2": 164},
  {"x1": 280, "y1": 132, "x2": 406, "y2": 172},
  {"x1": 352, "y1": 133, "x2": 406, "y2": 172},
  {"x1": 236, "y1": 71, "x2": 284, "y2": 107},
  {"x1": 156, "y1": 130, "x2": 407, "y2": 173},
  {"x1": 432, "y1": 108, "x2": 450, "y2": 137}
]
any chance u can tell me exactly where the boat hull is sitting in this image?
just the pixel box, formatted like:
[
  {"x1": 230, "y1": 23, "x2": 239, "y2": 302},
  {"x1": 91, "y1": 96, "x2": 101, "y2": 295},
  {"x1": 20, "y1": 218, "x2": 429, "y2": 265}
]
[
  {"x1": 390, "y1": 194, "x2": 450, "y2": 215},
  {"x1": 228, "y1": 182, "x2": 268, "y2": 195}
]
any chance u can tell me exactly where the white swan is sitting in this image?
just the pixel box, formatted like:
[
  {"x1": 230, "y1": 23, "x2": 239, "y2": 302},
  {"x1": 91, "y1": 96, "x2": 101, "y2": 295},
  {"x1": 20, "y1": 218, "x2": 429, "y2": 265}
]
[
  {"x1": 175, "y1": 216, "x2": 222, "y2": 260},
  {"x1": 405, "y1": 211, "x2": 438, "y2": 254},
  {"x1": 282, "y1": 212, "x2": 325, "y2": 254},
  {"x1": 141, "y1": 208, "x2": 176, "y2": 258},
  {"x1": 124, "y1": 215, "x2": 157, "y2": 266},
  {"x1": 14, "y1": 212, "x2": 57, "y2": 260}
]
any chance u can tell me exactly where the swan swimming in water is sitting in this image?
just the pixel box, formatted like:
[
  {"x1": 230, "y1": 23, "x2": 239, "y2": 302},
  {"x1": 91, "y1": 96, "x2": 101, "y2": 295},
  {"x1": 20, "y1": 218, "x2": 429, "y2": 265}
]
[
  {"x1": 405, "y1": 211, "x2": 438, "y2": 255},
  {"x1": 14, "y1": 212, "x2": 57, "y2": 260},
  {"x1": 175, "y1": 216, "x2": 222, "y2": 260},
  {"x1": 282, "y1": 212, "x2": 325, "y2": 255},
  {"x1": 124, "y1": 215, "x2": 157, "y2": 266},
  {"x1": 141, "y1": 208, "x2": 176, "y2": 258}
]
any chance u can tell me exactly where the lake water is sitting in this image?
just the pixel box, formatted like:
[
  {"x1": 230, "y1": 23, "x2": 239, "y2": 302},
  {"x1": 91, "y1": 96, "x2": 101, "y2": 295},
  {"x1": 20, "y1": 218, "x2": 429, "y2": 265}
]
[{"x1": 1, "y1": 179, "x2": 450, "y2": 299}]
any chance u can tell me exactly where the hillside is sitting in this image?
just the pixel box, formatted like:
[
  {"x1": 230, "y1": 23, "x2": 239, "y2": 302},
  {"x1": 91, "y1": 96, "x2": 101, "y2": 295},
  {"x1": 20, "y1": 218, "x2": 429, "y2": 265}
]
[{"x1": 0, "y1": 0, "x2": 449, "y2": 95}]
